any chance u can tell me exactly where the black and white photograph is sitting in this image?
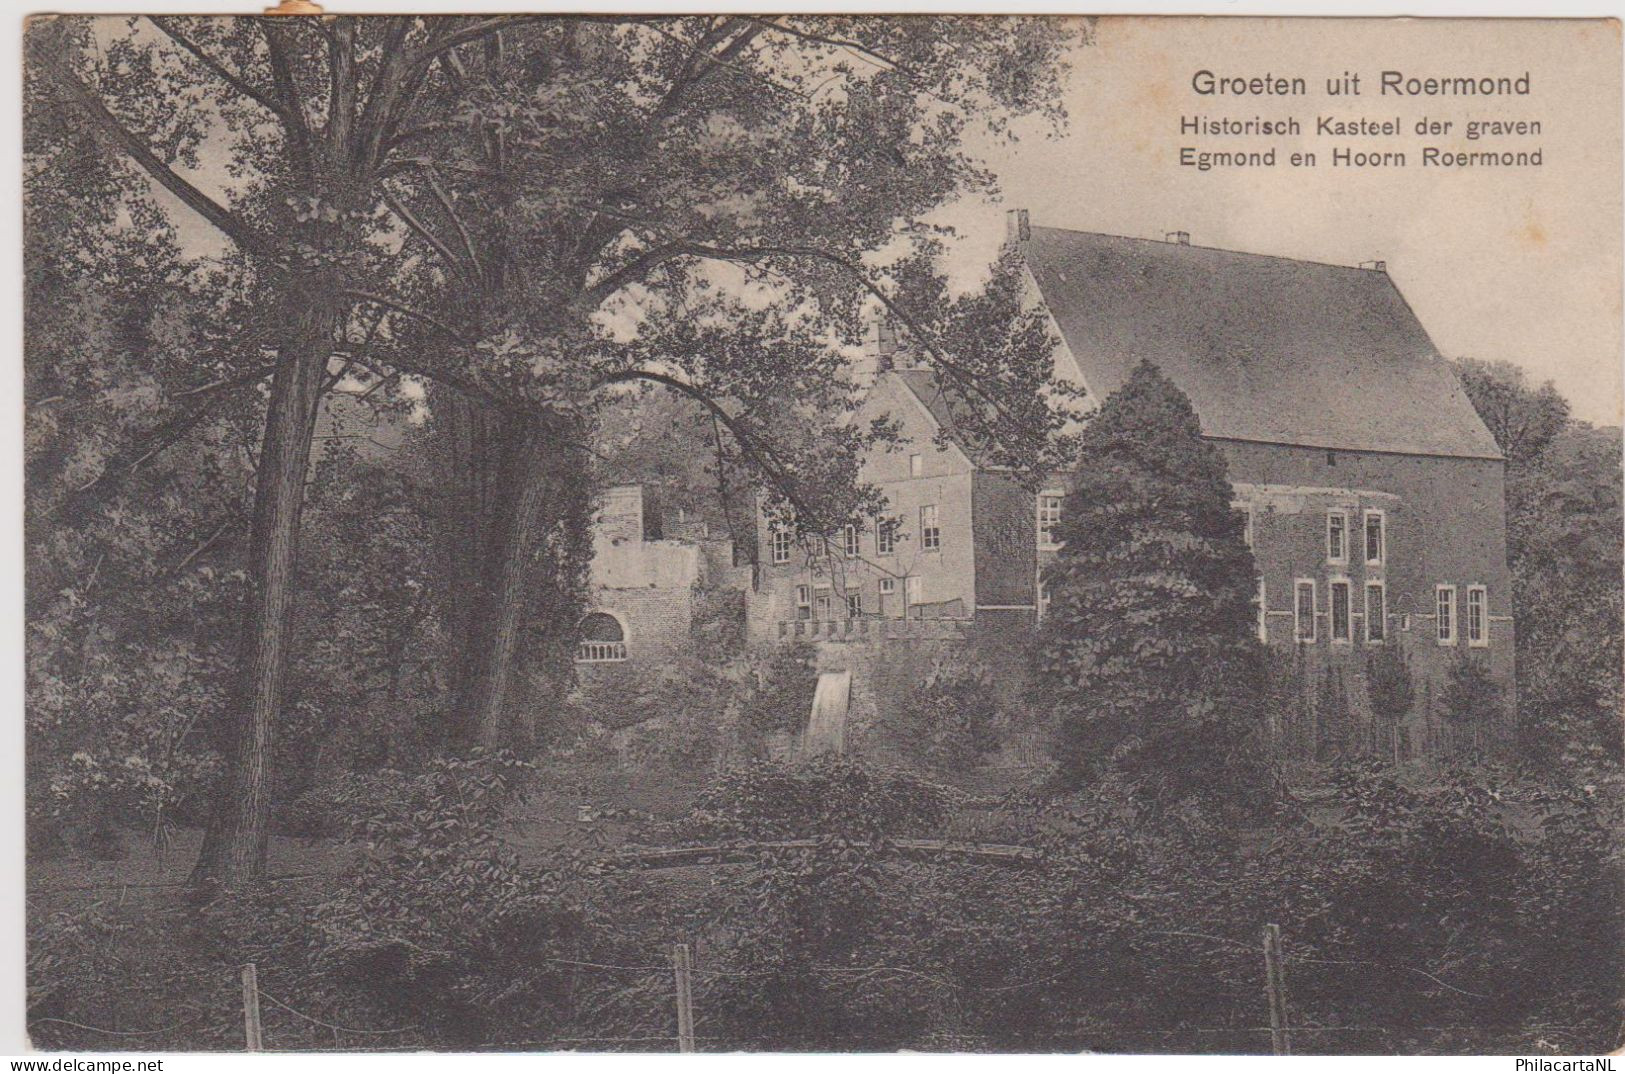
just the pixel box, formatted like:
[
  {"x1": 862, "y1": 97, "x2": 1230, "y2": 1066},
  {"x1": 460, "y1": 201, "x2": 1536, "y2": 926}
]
[{"x1": 17, "y1": 4, "x2": 1625, "y2": 1059}]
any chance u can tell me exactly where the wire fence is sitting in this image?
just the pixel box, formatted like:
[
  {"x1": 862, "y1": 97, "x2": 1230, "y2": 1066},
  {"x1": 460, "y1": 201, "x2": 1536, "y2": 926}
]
[{"x1": 25, "y1": 923, "x2": 1603, "y2": 1055}]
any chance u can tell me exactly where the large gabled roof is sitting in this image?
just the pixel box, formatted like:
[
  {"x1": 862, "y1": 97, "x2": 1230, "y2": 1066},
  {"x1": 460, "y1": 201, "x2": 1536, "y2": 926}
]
[{"x1": 1020, "y1": 226, "x2": 1503, "y2": 461}]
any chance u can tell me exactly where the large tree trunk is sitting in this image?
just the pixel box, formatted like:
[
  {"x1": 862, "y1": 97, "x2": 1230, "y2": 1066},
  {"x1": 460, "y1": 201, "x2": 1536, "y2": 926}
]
[
  {"x1": 448, "y1": 409, "x2": 591, "y2": 748},
  {"x1": 189, "y1": 307, "x2": 334, "y2": 890},
  {"x1": 438, "y1": 393, "x2": 502, "y2": 666}
]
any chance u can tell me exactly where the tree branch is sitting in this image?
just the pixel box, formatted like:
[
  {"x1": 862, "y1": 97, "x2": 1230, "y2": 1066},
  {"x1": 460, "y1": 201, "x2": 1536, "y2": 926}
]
[
  {"x1": 147, "y1": 18, "x2": 290, "y2": 123},
  {"x1": 741, "y1": 16, "x2": 918, "y2": 78},
  {"x1": 583, "y1": 240, "x2": 1032, "y2": 436},
  {"x1": 39, "y1": 52, "x2": 276, "y2": 259},
  {"x1": 639, "y1": 20, "x2": 799, "y2": 107},
  {"x1": 325, "y1": 19, "x2": 358, "y2": 151},
  {"x1": 171, "y1": 512, "x2": 242, "y2": 576},
  {"x1": 342, "y1": 290, "x2": 474, "y2": 345},
  {"x1": 381, "y1": 188, "x2": 471, "y2": 282},
  {"x1": 334, "y1": 344, "x2": 514, "y2": 415},
  {"x1": 398, "y1": 16, "x2": 557, "y2": 79},
  {"x1": 594, "y1": 367, "x2": 819, "y2": 521},
  {"x1": 365, "y1": 33, "x2": 436, "y2": 177},
  {"x1": 55, "y1": 357, "x2": 287, "y2": 520},
  {"x1": 258, "y1": 21, "x2": 315, "y2": 182},
  {"x1": 422, "y1": 165, "x2": 483, "y2": 285}
]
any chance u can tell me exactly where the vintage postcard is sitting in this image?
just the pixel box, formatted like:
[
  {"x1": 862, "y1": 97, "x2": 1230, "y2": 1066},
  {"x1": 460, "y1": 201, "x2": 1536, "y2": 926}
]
[{"x1": 20, "y1": 8, "x2": 1623, "y2": 1058}]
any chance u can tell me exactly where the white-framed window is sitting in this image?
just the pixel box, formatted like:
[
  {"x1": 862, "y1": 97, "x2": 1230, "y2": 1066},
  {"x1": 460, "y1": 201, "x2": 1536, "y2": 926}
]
[
  {"x1": 920, "y1": 505, "x2": 941, "y2": 551},
  {"x1": 1467, "y1": 585, "x2": 1488, "y2": 647},
  {"x1": 794, "y1": 584, "x2": 812, "y2": 620},
  {"x1": 815, "y1": 593, "x2": 832, "y2": 620},
  {"x1": 1038, "y1": 580, "x2": 1052, "y2": 620},
  {"x1": 1329, "y1": 578, "x2": 1352, "y2": 642},
  {"x1": 1037, "y1": 492, "x2": 1064, "y2": 549},
  {"x1": 905, "y1": 575, "x2": 922, "y2": 608},
  {"x1": 1436, "y1": 585, "x2": 1457, "y2": 645},
  {"x1": 879, "y1": 577, "x2": 896, "y2": 596},
  {"x1": 845, "y1": 592, "x2": 863, "y2": 618},
  {"x1": 1365, "y1": 581, "x2": 1386, "y2": 643},
  {"x1": 1327, "y1": 510, "x2": 1348, "y2": 564},
  {"x1": 1364, "y1": 509, "x2": 1386, "y2": 566},
  {"x1": 1294, "y1": 579, "x2": 1316, "y2": 643},
  {"x1": 876, "y1": 517, "x2": 896, "y2": 556},
  {"x1": 909, "y1": 454, "x2": 923, "y2": 478},
  {"x1": 770, "y1": 526, "x2": 793, "y2": 564},
  {"x1": 842, "y1": 524, "x2": 860, "y2": 558},
  {"x1": 1255, "y1": 578, "x2": 1267, "y2": 643}
]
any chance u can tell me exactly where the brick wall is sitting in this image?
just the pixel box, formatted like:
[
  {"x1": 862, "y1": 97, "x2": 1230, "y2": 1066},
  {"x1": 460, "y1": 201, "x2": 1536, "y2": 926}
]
[
  {"x1": 971, "y1": 471, "x2": 1040, "y2": 610},
  {"x1": 1221, "y1": 440, "x2": 1516, "y2": 758}
]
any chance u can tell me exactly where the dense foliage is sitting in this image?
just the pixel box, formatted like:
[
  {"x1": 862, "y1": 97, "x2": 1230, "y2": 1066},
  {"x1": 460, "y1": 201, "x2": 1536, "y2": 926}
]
[
  {"x1": 1454, "y1": 358, "x2": 1622, "y2": 767},
  {"x1": 27, "y1": 13, "x2": 1084, "y2": 883},
  {"x1": 1035, "y1": 361, "x2": 1272, "y2": 812},
  {"x1": 681, "y1": 758, "x2": 950, "y2": 841},
  {"x1": 878, "y1": 655, "x2": 1005, "y2": 775},
  {"x1": 30, "y1": 759, "x2": 1622, "y2": 1054}
]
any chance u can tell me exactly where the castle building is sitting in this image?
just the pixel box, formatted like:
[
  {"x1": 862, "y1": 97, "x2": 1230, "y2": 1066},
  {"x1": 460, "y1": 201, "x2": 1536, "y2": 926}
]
[
  {"x1": 747, "y1": 214, "x2": 1516, "y2": 759},
  {"x1": 576, "y1": 485, "x2": 743, "y2": 669}
]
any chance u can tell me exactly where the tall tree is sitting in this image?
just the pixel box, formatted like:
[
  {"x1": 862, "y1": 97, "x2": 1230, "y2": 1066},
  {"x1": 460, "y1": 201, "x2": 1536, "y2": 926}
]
[
  {"x1": 1035, "y1": 361, "x2": 1271, "y2": 812},
  {"x1": 1454, "y1": 358, "x2": 1571, "y2": 464},
  {"x1": 368, "y1": 17, "x2": 1085, "y2": 744},
  {"x1": 28, "y1": 14, "x2": 530, "y2": 885},
  {"x1": 25, "y1": 44, "x2": 256, "y2": 855},
  {"x1": 1454, "y1": 358, "x2": 1622, "y2": 765},
  {"x1": 31, "y1": 13, "x2": 1083, "y2": 882}
]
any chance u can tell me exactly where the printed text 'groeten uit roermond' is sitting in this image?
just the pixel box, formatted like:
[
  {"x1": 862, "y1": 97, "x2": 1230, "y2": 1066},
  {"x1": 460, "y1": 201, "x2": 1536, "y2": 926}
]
[{"x1": 1191, "y1": 70, "x2": 1532, "y2": 96}]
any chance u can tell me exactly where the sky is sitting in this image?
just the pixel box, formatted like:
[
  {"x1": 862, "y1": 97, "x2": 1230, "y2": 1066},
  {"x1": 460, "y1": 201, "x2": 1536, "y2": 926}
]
[{"x1": 937, "y1": 16, "x2": 1622, "y2": 426}]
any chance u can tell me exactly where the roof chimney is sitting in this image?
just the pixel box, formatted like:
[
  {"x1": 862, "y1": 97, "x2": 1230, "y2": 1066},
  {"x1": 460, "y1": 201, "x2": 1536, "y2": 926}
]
[
  {"x1": 1006, "y1": 208, "x2": 1030, "y2": 243},
  {"x1": 1165, "y1": 230, "x2": 1190, "y2": 245},
  {"x1": 863, "y1": 313, "x2": 900, "y2": 373},
  {"x1": 1360, "y1": 259, "x2": 1387, "y2": 272}
]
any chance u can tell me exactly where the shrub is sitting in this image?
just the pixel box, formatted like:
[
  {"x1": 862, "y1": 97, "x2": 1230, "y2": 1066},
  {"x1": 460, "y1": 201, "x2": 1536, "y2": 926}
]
[
  {"x1": 882, "y1": 656, "x2": 1003, "y2": 774},
  {"x1": 681, "y1": 757, "x2": 949, "y2": 841},
  {"x1": 1439, "y1": 651, "x2": 1505, "y2": 756},
  {"x1": 36, "y1": 745, "x2": 218, "y2": 861},
  {"x1": 1314, "y1": 666, "x2": 1354, "y2": 762},
  {"x1": 219, "y1": 752, "x2": 591, "y2": 1048},
  {"x1": 741, "y1": 641, "x2": 819, "y2": 740},
  {"x1": 1366, "y1": 646, "x2": 1416, "y2": 762}
]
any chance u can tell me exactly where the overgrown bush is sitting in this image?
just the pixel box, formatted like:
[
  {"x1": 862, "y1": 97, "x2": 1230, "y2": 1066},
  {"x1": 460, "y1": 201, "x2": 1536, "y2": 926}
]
[
  {"x1": 1440, "y1": 651, "x2": 1503, "y2": 723},
  {"x1": 881, "y1": 656, "x2": 1003, "y2": 775},
  {"x1": 28, "y1": 759, "x2": 1624, "y2": 1054},
  {"x1": 681, "y1": 757, "x2": 950, "y2": 841},
  {"x1": 36, "y1": 743, "x2": 219, "y2": 861},
  {"x1": 210, "y1": 751, "x2": 594, "y2": 1048},
  {"x1": 740, "y1": 642, "x2": 819, "y2": 740},
  {"x1": 1365, "y1": 646, "x2": 1416, "y2": 761}
]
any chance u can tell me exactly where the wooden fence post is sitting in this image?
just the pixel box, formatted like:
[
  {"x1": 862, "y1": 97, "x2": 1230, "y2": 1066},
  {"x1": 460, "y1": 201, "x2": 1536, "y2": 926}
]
[
  {"x1": 1262, "y1": 923, "x2": 1290, "y2": 1056},
  {"x1": 672, "y1": 943, "x2": 696, "y2": 1053},
  {"x1": 241, "y1": 962, "x2": 264, "y2": 1052}
]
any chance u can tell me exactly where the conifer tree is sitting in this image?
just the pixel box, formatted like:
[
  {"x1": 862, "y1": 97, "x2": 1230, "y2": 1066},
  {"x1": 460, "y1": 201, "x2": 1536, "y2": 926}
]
[{"x1": 1035, "y1": 360, "x2": 1272, "y2": 811}]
